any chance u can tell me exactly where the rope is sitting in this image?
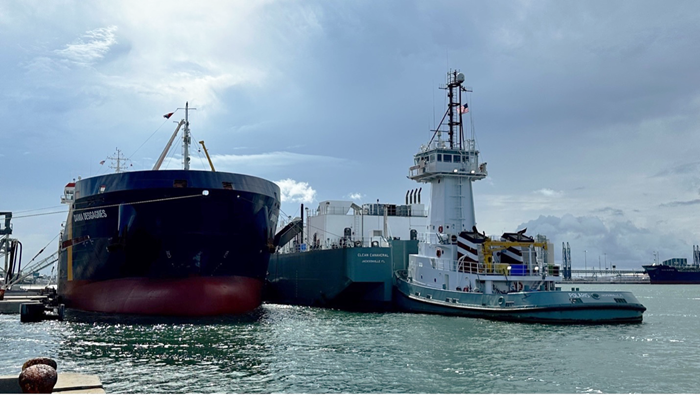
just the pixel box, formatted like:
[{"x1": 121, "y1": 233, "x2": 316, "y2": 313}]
[
  {"x1": 12, "y1": 205, "x2": 65, "y2": 214},
  {"x1": 11, "y1": 193, "x2": 206, "y2": 219},
  {"x1": 13, "y1": 210, "x2": 69, "y2": 219},
  {"x1": 72, "y1": 193, "x2": 205, "y2": 212},
  {"x1": 189, "y1": 133, "x2": 208, "y2": 170},
  {"x1": 24, "y1": 232, "x2": 61, "y2": 267},
  {"x1": 128, "y1": 117, "x2": 173, "y2": 160}
]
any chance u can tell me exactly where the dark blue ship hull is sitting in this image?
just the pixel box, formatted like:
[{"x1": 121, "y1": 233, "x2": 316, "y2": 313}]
[
  {"x1": 643, "y1": 265, "x2": 700, "y2": 284},
  {"x1": 58, "y1": 170, "x2": 280, "y2": 316}
]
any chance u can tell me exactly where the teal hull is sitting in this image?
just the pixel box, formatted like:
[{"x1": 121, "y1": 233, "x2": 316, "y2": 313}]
[
  {"x1": 394, "y1": 272, "x2": 646, "y2": 324},
  {"x1": 265, "y1": 240, "x2": 418, "y2": 310}
]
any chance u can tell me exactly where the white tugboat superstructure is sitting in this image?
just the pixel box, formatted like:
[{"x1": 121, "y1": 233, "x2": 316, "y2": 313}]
[{"x1": 394, "y1": 70, "x2": 646, "y2": 323}]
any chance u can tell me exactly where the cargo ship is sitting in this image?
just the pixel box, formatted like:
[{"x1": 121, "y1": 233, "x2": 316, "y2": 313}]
[
  {"x1": 57, "y1": 103, "x2": 281, "y2": 316},
  {"x1": 265, "y1": 199, "x2": 427, "y2": 310},
  {"x1": 393, "y1": 70, "x2": 646, "y2": 324},
  {"x1": 643, "y1": 246, "x2": 700, "y2": 284}
]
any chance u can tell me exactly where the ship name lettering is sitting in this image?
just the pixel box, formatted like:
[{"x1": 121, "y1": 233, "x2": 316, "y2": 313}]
[
  {"x1": 74, "y1": 209, "x2": 108, "y2": 222},
  {"x1": 568, "y1": 292, "x2": 590, "y2": 298},
  {"x1": 357, "y1": 253, "x2": 390, "y2": 258}
]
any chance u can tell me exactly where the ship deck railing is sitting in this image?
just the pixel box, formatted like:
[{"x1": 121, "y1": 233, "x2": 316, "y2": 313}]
[{"x1": 430, "y1": 259, "x2": 560, "y2": 278}]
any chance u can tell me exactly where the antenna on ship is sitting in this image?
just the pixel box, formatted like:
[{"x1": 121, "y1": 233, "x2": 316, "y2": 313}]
[
  {"x1": 427, "y1": 71, "x2": 473, "y2": 150},
  {"x1": 441, "y1": 70, "x2": 472, "y2": 150},
  {"x1": 178, "y1": 102, "x2": 197, "y2": 170},
  {"x1": 107, "y1": 148, "x2": 130, "y2": 173},
  {"x1": 152, "y1": 102, "x2": 197, "y2": 171}
]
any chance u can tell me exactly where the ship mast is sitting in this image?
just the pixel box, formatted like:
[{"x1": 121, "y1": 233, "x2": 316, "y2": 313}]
[
  {"x1": 408, "y1": 70, "x2": 487, "y2": 236},
  {"x1": 107, "y1": 148, "x2": 129, "y2": 173},
  {"x1": 152, "y1": 102, "x2": 197, "y2": 171},
  {"x1": 182, "y1": 102, "x2": 196, "y2": 171},
  {"x1": 442, "y1": 70, "x2": 473, "y2": 149}
]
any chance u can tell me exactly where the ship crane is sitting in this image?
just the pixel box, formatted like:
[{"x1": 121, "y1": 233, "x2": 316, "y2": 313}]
[
  {"x1": 199, "y1": 140, "x2": 216, "y2": 172},
  {"x1": 153, "y1": 102, "x2": 197, "y2": 171}
]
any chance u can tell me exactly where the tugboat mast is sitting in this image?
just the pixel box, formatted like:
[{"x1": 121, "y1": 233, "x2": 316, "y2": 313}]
[
  {"x1": 409, "y1": 70, "x2": 486, "y2": 236},
  {"x1": 441, "y1": 70, "x2": 472, "y2": 149}
]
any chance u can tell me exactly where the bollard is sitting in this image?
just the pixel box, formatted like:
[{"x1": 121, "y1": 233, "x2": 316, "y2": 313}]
[
  {"x1": 18, "y1": 364, "x2": 57, "y2": 394},
  {"x1": 22, "y1": 357, "x2": 57, "y2": 371},
  {"x1": 20, "y1": 303, "x2": 45, "y2": 323}
]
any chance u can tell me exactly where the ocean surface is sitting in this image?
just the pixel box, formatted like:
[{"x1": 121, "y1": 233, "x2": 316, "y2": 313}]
[{"x1": 1, "y1": 284, "x2": 699, "y2": 393}]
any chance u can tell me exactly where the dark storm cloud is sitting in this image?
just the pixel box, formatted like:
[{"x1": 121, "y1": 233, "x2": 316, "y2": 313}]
[
  {"x1": 653, "y1": 162, "x2": 700, "y2": 177},
  {"x1": 660, "y1": 199, "x2": 700, "y2": 208},
  {"x1": 593, "y1": 207, "x2": 625, "y2": 216},
  {"x1": 518, "y1": 214, "x2": 689, "y2": 268},
  {"x1": 469, "y1": 0, "x2": 700, "y2": 141},
  {"x1": 3, "y1": 0, "x2": 700, "y2": 271}
]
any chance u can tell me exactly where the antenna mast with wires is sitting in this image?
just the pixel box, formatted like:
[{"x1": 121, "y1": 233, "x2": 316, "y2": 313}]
[
  {"x1": 152, "y1": 102, "x2": 197, "y2": 171},
  {"x1": 107, "y1": 148, "x2": 129, "y2": 173},
  {"x1": 180, "y1": 102, "x2": 196, "y2": 170}
]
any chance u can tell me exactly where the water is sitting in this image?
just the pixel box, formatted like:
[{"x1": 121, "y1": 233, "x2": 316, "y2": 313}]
[{"x1": 1, "y1": 284, "x2": 699, "y2": 393}]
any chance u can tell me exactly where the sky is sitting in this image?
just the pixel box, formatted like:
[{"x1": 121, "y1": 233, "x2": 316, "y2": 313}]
[{"x1": 2, "y1": 0, "x2": 700, "y2": 271}]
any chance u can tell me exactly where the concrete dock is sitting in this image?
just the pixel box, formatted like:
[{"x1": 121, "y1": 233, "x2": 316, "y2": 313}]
[
  {"x1": 0, "y1": 373, "x2": 104, "y2": 393},
  {"x1": 0, "y1": 295, "x2": 46, "y2": 314}
]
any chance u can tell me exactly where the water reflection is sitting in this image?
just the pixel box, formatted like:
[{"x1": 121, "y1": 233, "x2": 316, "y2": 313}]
[
  {"x1": 3, "y1": 286, "x2": 700, "y2": 393},
  {"x1": 56, "y1": 307, "x2": 272, "y2": 393}
]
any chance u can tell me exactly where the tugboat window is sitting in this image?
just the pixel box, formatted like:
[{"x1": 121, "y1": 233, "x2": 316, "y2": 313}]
[
  {"x1": 437, "y1": 154, "x2": 442, "y2": 161},
  {"x1": 444, "y1": 154, "x2": 452, "y2": 162}
]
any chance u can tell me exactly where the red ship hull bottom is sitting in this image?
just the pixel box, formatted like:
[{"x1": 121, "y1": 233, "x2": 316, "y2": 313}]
[{"x1": 60, "y1": 276, "x2": 263, "y2": 316}]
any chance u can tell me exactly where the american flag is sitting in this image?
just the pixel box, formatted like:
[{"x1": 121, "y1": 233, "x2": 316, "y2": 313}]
[{"x1": 461, "y1": 103, "x2": 469, "y2": 114}]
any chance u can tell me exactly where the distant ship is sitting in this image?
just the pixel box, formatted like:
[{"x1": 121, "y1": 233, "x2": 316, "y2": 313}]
[
  {"x1": 265, "y1": 199, "x2": 427, "y2": 310},
  {"x1": 57, "y1": 103, "x2": 281, "y2": 316},
  {"x1": 643, "y1": 246, "x2": 700, "y2": 284},
  {"x1": 393, "y1": 70, "x2": 646, "y2": 324}
]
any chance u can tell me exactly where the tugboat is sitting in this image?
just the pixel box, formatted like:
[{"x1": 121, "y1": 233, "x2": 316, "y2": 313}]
[
  {"x1": 393, "y1": 71, "x2": 646, "y2": 324},
  {"x1": 57, "y1": 103, "x2": 281, "y2": 316}
]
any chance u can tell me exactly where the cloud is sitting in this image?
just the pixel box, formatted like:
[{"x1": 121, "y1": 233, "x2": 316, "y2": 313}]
[
  {"x1": 54, "y1": 26, "x2": 118, "y2": 67},
  {"x1": 4, "y1": 0, "x2": 700, "y2": 273},
  {"x1": 517, "y1": 214, "x2": 690, "y2": 269},
  {"x1": 275, "y1": 178, "x2": 316, "y2": 203},
  {"x1": 202, "y1": 151, "x2": 350, "y2": 174},
  {"x1": 593, "y1": 207, "x2": 625, "y2": 216},
  {"x1": 660, "y1": 199, "x2": 700, "y2": 208},
  {"x1": 534, "y1": 188, "x2": 563, "y2": 197},
  {"x1": 653, "y1": 161, "x2": 700, "y2": 177},
  {"x1": 348, "y1": 192, "x2": 363, "y2": 201}
]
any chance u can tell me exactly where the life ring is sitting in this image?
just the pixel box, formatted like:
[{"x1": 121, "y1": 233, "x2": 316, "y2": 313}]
[
  {"x1": 517, "y1": 282, "x2": 524, "y2": 292},
  {"x1": 438, "y1": 225, "x2": 443, "y2": 233}
]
